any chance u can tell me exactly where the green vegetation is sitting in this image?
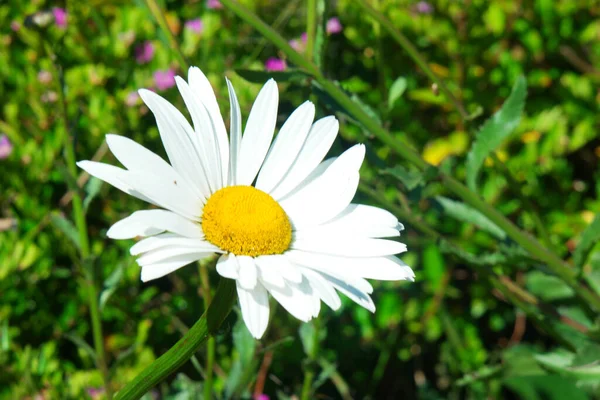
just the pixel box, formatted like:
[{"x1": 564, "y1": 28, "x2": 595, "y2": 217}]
[{"x1": 2, "y1": 0, "x2": 600, "y2": 398}]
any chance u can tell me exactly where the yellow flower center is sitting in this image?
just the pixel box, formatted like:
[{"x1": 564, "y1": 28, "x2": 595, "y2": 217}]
[{"x1": 201, "y1": 185, "x2": 292, "y2": 257}]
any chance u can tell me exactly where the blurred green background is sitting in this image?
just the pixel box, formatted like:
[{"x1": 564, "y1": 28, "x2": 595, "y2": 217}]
[{"x1": 2, "y1": 0, "x2": 600, "y2": 399}]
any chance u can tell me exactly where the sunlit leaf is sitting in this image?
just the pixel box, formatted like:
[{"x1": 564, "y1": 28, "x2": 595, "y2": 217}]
[{"x1": 466, "y1": 76, "x2": 527, "y2": 191}]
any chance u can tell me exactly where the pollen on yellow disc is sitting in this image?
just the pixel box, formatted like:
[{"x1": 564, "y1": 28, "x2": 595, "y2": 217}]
[{"x1": 201, "y1": 185, "x2": 292, "y2": 257}]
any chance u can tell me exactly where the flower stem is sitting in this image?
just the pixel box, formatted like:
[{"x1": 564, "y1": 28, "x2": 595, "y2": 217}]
[
  {"x1": 305, "y1": 0, "x2": 317, "y2": 63},
  {"x1": 218, "y1": 0, "x2": 600, "y2": 312},
  {"x1": 300, "y1": 318, "x2": 320, "y2": 400},
  {"x1": 46, "y1": 42, "x2": 112, "y2": 399},
  {"x1": 115, "y1": 278, "x2": 237, "y2": 400},
  {"x1": 199, "y1": 263, "x2": 215, "y2": 400}
]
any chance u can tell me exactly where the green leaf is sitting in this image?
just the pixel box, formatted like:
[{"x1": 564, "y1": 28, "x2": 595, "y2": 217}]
[
  {"x1": 423, "y1": 245, "x2": 445, "y2": 291},
  {"x1": 83, "y1": 177, "x2": 103, "y2": 211},
  {"x1": 381, "y1": 165, "x2": 424, "y2": 190},
  {"x1": 64, "y1": 333, "x2": 97, "y2": 362},
  {"x1": 525, "y1": 271, "x2": 574, "y2": 302},
  {"x1": 466, "y1": 76, "x2": 527, "y2": 191},
  {"x1": 503, "y1": 375, "x2": 589, "y2": 400},
  {"x1": 235, "y1": 69, "x2": 309, "y2": 84},
  {"x1": 436, "y1": 196, "x2": 507, "y2": 240},
  {"x1": 99, "y1": 262, "x2": 125, "y2": 312},
  {"x1": 50, "y1": 212, "x2": 81, "y2": 250},
  {"x1": 387, "y1": 77, "x2": 407, "y2": 110},
  {"x1": 573, "y1": 214, "x2": 600, "y2": 268}
]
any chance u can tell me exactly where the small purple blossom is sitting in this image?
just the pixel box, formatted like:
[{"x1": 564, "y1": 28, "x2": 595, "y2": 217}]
[
  {"x1": 135, "y1": 41, "x2": 155, "y2": 64},
  {"x1": 153, "y1": 69, "x2": 176, "y2": 90},
  {"x1": 289, "y1": 38, "x2": 304, "y2": 52},
  {"x1": 254, "y1": 395, "x2": 269, "y2": 400},
  {"x1": 185, "y1": 18, "x2": 203, "y2": 34},
  {"x1": 415, "y1": 1, "x2": 434, "y2": 14},
  {"x1": 265, "y1": 57, "x2": 287, "y2": 72},
  {"x1": 206, "y1": 0, "x2": 223, "y2": 9},
  {"x1": 10, "y1": 21, "x2": 20, "y2": 32},
  {"x1": 125, "y1": 91, "x2": 140, "y2": 107},
  {"x1": 86, "y1": 388, "x2": 104, "y2": 399},
  {"x1": 326, "y1": 17, "x2": 343, "y2": 35},
  {"x1": 52, "y1": 7, "x2": 67, "y2": 28},
  {"x1": 301, "y1": 32, "x2": 307, "y2": 42},
  {"x1": 0, "y1": 135, "x2": 13, "y2": 159},
  {"x1": 38, "y1": 70, "x2": 52, "y2": 85}
]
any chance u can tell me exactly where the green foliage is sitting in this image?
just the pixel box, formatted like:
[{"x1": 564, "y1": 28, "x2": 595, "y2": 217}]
[
  {"x1": 2, "y1": 0, "x2": 600, "y2": 399},
  {"x1": 466, "y1": 76, "x2": 527, "y2": 191}
]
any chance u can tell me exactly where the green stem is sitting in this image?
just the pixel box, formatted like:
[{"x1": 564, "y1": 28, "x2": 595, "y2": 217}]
[
  {"x1": 45, "y1": 42, "x2": 112, "y2": 399},
  {"x1": 199, "y1": 264, "x2": 215, "y2": 400},
  {"x1": 354, "y1": 0, "x2": 468, "y2": 119},
  {"x1": 217, "y1": 0, "x2": 600, "y2": 311},
  {"x1": 144, "y1": 0, "x2": 188, "y2": 69},
  {"x1": 490, "y1": 153, "x2": 552, "y2": 247},
  {"x1": 300, "y1": 318, "x2": 320, "y2": 400},
  {"x1": 305, "y1": 0, "x2": 317, "y2": 63},
  {"x1": 115, "y1": 279, "x2": 237, "y2": 400}
]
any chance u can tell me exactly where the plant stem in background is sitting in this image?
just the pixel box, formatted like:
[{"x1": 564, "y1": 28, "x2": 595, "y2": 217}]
[
  {"x1": 218, "y1": 0, "x2": 600, "y2": 312},
  {"x1": 300, "y1": 317, "x2": 321, "y2": 400},
  {"x1": 45, "y1": 43, "x2": 113, "y2": 399},
  {"x1": 305, "y1": 0, "x2": 317, "y2": 63},
  {"x1": 144, "y1": 0, "x2": 187, "y2": 69},
  {"x1": 353, "y1": 0, "x2": 468, "y2": 120},
  {"x1": 359, "y1": 0, "x2": 554, "y2": 251},
  {"x1": 199, "y1": 263, "x2": 215, "y2": 400},
  {"x1": 115, "y1": 279, "x2": 237, "y2": 400}
]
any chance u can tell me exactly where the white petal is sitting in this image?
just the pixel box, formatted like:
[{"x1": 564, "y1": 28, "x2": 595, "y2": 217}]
[
  {"x1": 79, "y1": 161, "x2": 201, "y2": 220},
  {"x1": 287, "y1": 250, "x2": 414, "y2": 282},
  {"x1": 77, "y1": 161, "x2": 153, "y2": 204},
  {"x1": 237, "y1": 281, "x2": 270, "y2": 339},
  {"x1": 237, "y1": 255, "x2": 258, "y2": 290},
  {"x1": 105, "y1": 134, "x2": 205, "y2": 197},
  {"x1": 216, "y1": 253, "x2": 239, "y2": 279},
  {"x1": 261, "y1": 278, "x2": 314, "y2": 322},
  {"x1": 140, "y1": 252, "x2": 210, "y2": 282},
  {"x1": 256, "y1": 101, "x2": 315, "y2": 193},
  {"x1": 136, "y1": 245, "x2": 216, "y2": 266},
  {"x1": 130, "y1": 233, "x2": 219, "y2": 256},
  {"x1": 174, "y1": 76, "x2": 221, "y2": 193},
  {"x1": 279, "y1": 144, "x2": 365, "y2": 228},
  {"x1": 300, "y1": 267, "x2": 341, "y2": 311},
  {"x1": 255, "y1": 255, "x2": 285, "y2": 288},
  {"x1": 259, "y1": 254, "x2": 302, "y2": 283},
  {"x1": 106, "y1": 210, "x2": 203, "y2": 239},
  {"x1": 318, "y1": 271, "x2": 375, "y2": 312},
  {"x1": 138, "y1": 88, "x2": 210, "y2": 196},
  {"x1": 294, "y1": 203, "x2": 402, "y2": 239},
  {"x1": 126, "y1": 170, "x2": 203, "y2": 221},
  {"x1": 292, "y1": 236, "x2": 406, "y2": 257},
  {"x1": 226, "y1": 78, "x2": 242, "y2": 186},
  {"x1": 188, "y1": 67, "x2": 229, "y2": 186},
  {"x1": 270, "y1": 116, "x2": 339, "y2": 200},
  {"x1": 236, "y1": 79, "x2": 278, "y2": 185}
]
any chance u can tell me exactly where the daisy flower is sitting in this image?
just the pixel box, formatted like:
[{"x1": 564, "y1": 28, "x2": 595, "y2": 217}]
[{"x1": 78, "y1": 67, "x2": 413, "y2": 338}]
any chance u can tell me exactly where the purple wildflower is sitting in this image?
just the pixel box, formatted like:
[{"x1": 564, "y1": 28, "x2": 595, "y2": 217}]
[
  {"x1": 326, "y1": 17, "x2": 343, "y2": 34},
  {"x1": 135, "y1": 41, "x2": 155, "y2": 64},
  {"x1": 415, "y1": 1, "x2": 434, "y2": 14},
  {"x1": 38, "y1": 70, "x2": 52, "y2": 84},
  {"x1": 254, "y1": 395, "x2": 270, "y2": 400},
  {"x1": 265, "y1": 57, "x2": 287, "y2": 72},
  {"x1": 153, "y1": 69, "x2": 176, "y2": 90},
  {"x1": 52, "y1": 7, "x2": 67, "y2": 28},
  {"x1": 10, "y1": 21, "x2": 20, "y2": 32},
  {"x1": 125, "y1": 91, "x2": 140, "y2": 107},
  {"x1": 0, "y1": 135, "x2": 13, "y2": 159},
  {"x1": 206, "y1": 0, "x2": 223, "y2": 9},
  {"x1": 185, "y1": 18, "x2": 203, "y2": 34}
]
